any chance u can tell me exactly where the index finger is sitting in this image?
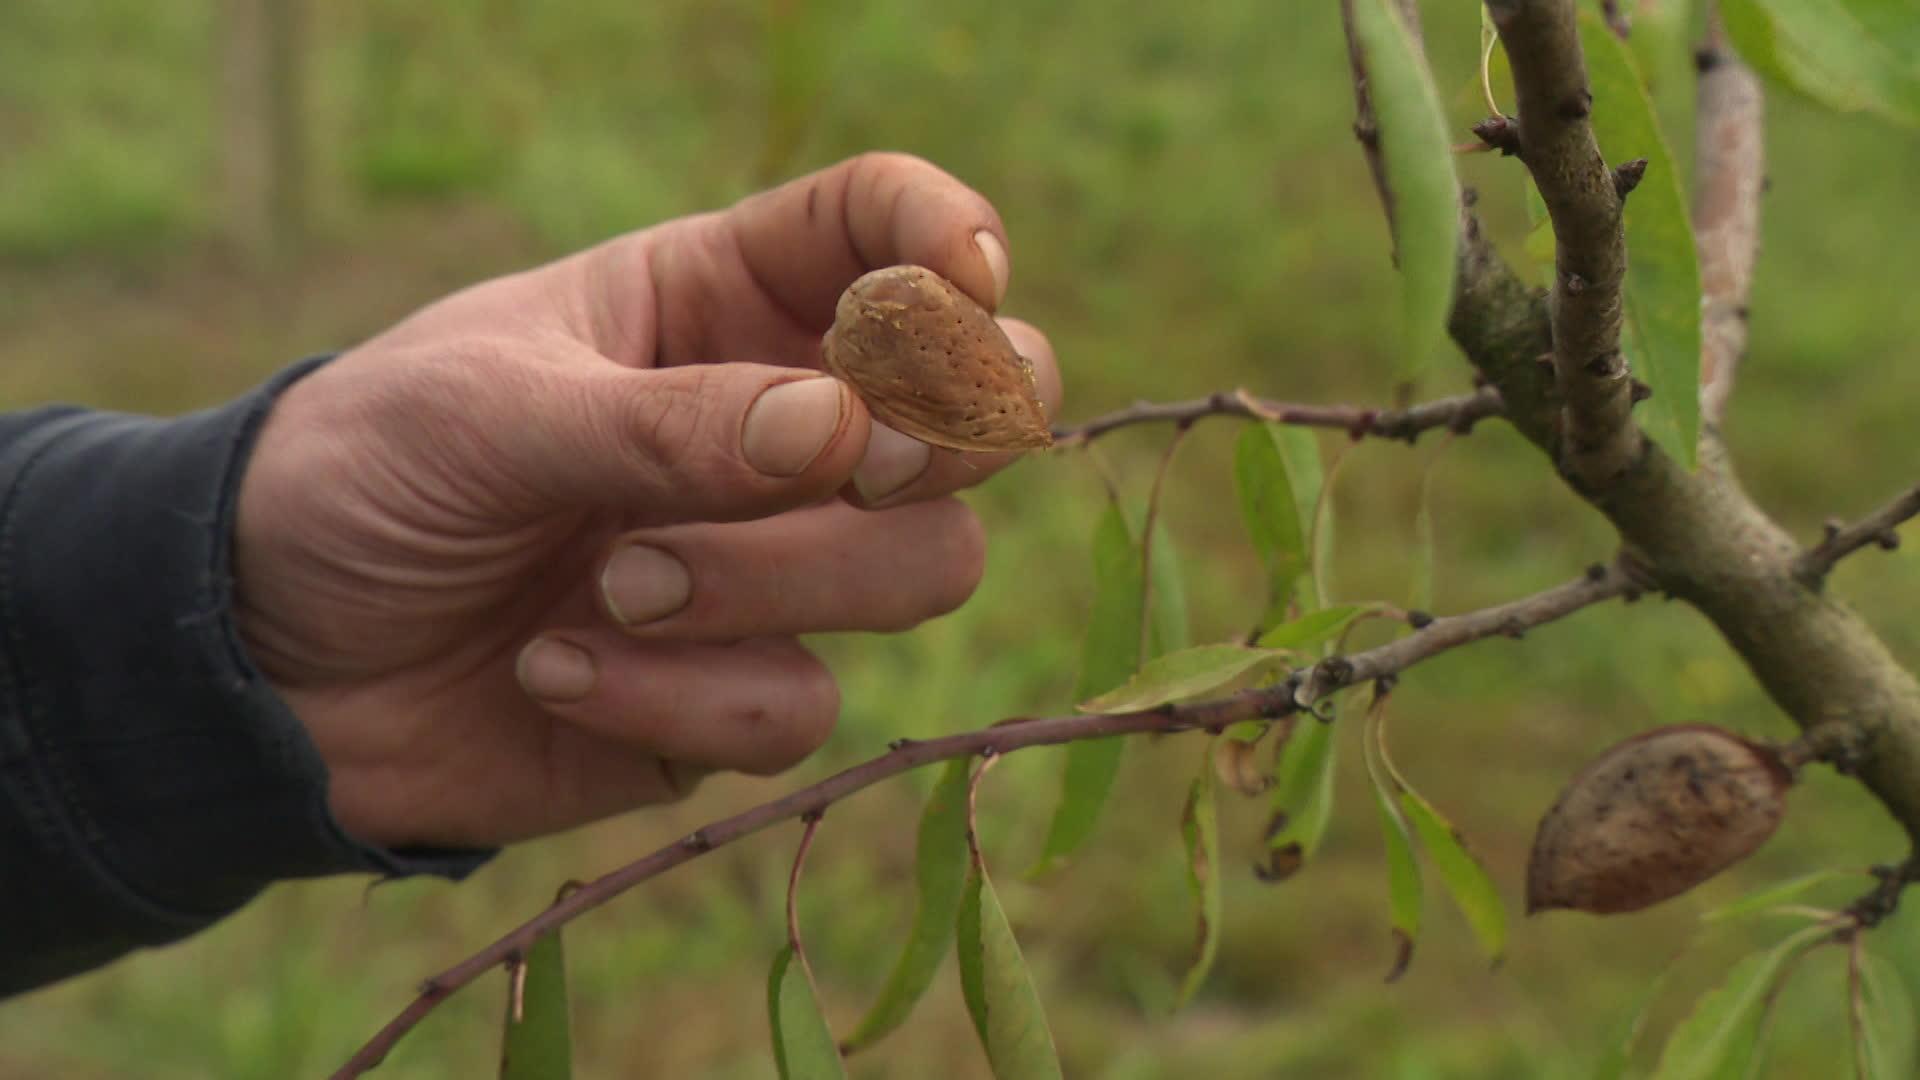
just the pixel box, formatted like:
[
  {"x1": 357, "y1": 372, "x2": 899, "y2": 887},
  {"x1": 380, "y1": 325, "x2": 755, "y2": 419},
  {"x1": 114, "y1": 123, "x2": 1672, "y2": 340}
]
[{"x1": 728, "y1": 152, "x2": 1011, "y2": 330}]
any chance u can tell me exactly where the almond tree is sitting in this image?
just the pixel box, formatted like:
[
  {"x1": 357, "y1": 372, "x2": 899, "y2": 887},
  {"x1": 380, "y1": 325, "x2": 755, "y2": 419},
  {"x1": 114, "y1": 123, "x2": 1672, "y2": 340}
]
[{"x1": 338, "y1": 2, "x2": 1920, "y2": 1076}]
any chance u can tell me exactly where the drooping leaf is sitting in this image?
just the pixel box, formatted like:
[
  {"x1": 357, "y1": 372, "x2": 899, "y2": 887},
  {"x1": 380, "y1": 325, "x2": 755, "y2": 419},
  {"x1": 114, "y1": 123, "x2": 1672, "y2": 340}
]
[
  {"x1": 1856, "y1": 949, "x2": 1918, "y2": 1080},
  {"x1": 1079, "y1": 644, "x2": 1288, "y2": 713},
  {"x1": 1651, "y1": 922, "x2": 1830, "y2": 1080},
  {"x1": 1590, "y1": 961, "x2": 1681, "y2": 1080},
  {"x1": 1257, "y1": 605, "x2": 1366, "y2": 652},
  {"x1": 842, "y1": 760, "x2": 973, "y2": 1053},
  {"x1": 1175, "y1": 748, "x2": 1223, "y2": 1008},
  {"x1": 1399, "y1": 789, "x2": 1506, "y2": 965},
  {"x1": 1262, "y1": 713, "x2": 1339, "y2": 880},
  {"x1": 1362, "y1": 707, "x2": 1422, "y2": 982},
  {"x1": 1148, "y1": 517, "x2": 1191, "y2": 657},
  {"x1": 957, "y1": 855, "x2": 1064, "y2": 1078},
  {"x1": 1216, "y1": 724, "x2": 1280, "y2": 797},
  {"x1": 768, "y1": 945, "x2": 848, "y2": 1080},
  {"x1": 1700, "y1": 868, "x2": 1864, "y2": 925},
  {"x1": 500, "y1": 930, "x2": 573, "y2": 1080},
  {"x1": 1032, "y1": 502, "x2": 1145, "y2": 874},
  {"x1": 1349, "y1": 0, "x2": 1461, "y2": 385},
  {"x1": 1577, "y1": 10, "x2": 1702, "y2": 468},
  {"x1": 1722, "y1": 0, "x2": 1920, "y2": 128},
  {"x1": 1235, "y1": 424, "x2": 1309, "y2": 622}
]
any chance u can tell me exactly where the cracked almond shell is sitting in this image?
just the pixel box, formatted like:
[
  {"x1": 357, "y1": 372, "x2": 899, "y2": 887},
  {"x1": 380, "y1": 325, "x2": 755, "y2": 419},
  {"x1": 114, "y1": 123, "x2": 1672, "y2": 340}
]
[
  {"x1": 822, "y1": 265, "x2": 1052, "y2": 453},
  {"x1": 1526, "y1": 724, "x2": 1792, "y2": 916}
]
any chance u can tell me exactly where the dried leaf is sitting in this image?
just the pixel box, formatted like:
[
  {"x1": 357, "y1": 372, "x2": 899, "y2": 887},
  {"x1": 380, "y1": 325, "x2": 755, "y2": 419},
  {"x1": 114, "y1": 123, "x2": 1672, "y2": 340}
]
[
  {"x1": 1175, "y1": 749, "x2": 1222, "y2": 1008},
  {"x1": 823, "y1": 265, "x2": 1051, "y2": 453}
]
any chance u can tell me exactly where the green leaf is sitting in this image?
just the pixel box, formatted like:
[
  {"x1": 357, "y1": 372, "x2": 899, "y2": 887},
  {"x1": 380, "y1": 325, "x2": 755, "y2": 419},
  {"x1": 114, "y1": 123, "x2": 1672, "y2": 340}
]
[
  {"x1": 1080, "y1": 644, "x2": 1288, "y2": 713},
  {"x1": 1701, "y1": 868, "x2": 1864, "y2": 925},
  {"x1": 1652, "y1": 922, "x2": 1830, "y2": 1080},
  {"x1": 1032, "y1": 503, "x2": 1145, "y2": 874},
  {"x1": 1857, "y1": 949, "x2": 1918, "y2": 1080},
  {"x1": 1256, "y1": 605, "x2": 1365, "y2": 652},
  {"x1": 1398, "y1": 789, "x2": 1506, "y2": 965},
  {"x1": 957, "y1": 855, "x2": 1064, "y2": 1079},
  {"x1": 1363, "y1": 727, "x2": 1422, "y2": 982},
  {"x1": 1147, "y1": 518, "x2": 1191, "y2": 656},
  {"x1": 768, "y1": 946, "x2": 848, "y2": 1080},
  {"x1": 1349, "y1": 0, "x2": 1461, "y2": 385},
  {"x1": 1577, "y1": 10, "x2": 1702, "y2": 468},
  {"x1": 1590, "y1": 963, "x2": 1680, "y2": 1080},
  {"x1": 1723, "y1": 0, "x2": 1920, "y2": 128},
  {"x1": 1264, "y1": 715, "x2": 1339, "y2": 878},
  {"x1": 1175, "y1": 749, "x2": 1223, "y2": 1008},
  {"x1": 1235, "y1": 424, "x2": 1309, "y2": 621},
  {"x1": 500, "y1": 930, "x2": 573, "y2": 1080},
  {"x1": 842, "y1": 759, "x2": 973, "y2": 1053}
]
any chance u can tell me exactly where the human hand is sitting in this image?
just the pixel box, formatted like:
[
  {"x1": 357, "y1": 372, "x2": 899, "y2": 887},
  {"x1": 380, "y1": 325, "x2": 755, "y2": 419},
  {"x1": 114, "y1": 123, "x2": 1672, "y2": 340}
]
[{"x1": 232, "y1": 153, "x2": 1061, "y2": 850}]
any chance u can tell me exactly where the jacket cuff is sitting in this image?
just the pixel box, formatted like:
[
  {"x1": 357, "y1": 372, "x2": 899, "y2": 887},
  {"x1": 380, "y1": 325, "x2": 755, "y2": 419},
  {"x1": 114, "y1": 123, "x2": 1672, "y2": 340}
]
[{"x1": 0, "y1": 357, "x2": 491, "y2": 995}]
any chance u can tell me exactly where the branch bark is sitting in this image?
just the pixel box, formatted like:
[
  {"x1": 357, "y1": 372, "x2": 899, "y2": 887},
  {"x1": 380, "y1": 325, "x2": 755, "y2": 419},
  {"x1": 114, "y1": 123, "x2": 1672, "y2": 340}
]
[
  {"x1": 1797, "y1": 482, "x2": 1920, "y2": 585},
  {"x1": 1694, "y1": 17, "x2": 1765, "y2": 428},
  {"x1": 1050, "y1": 386, "x2": 1502, "y2": 448},
  {"x1": 334, "y1": 565, "x2": 1631, "y2": 1077},
  {"x1": 1486, "y1": 0, "x2": 1641, "y2": 489}
]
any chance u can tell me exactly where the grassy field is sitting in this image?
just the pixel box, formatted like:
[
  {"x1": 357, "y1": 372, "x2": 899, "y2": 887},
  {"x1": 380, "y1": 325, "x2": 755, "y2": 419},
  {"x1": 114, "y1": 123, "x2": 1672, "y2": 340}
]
[{"x1": 5, "y1": 1, "x2": 1920, "y2": 1076}]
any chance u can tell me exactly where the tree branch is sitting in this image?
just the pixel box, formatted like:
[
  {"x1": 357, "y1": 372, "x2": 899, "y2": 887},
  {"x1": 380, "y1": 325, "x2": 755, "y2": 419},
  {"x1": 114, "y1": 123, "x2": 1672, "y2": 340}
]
[
  {"x1": 1049, "y1": 386, "x2": 1502, "y2": 448},
  {"x1": 1795, "y1": 483, "x2": 1920, "y2": 585},
  {"x1": 334, "y1": 563, "x2": 1632, "y2": 1077},
  {"x1": 1486, "y1": 0, "x2": 1641, "y2": 489},
  {"x1": 1694, "y1": 15, "x2": 1765, "y2": 428}
]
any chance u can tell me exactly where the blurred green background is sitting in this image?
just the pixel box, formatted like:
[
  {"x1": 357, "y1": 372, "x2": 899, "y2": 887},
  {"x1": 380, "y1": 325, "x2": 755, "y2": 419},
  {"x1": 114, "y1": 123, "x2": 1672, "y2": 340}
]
[{"x1": 5, "y1": 1, "x2": 1920, "y2": 1076}]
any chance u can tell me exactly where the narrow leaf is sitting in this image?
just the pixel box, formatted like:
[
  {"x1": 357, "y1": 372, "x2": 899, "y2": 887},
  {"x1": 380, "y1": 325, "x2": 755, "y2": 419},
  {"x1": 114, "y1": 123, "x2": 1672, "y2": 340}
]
[
  {"x1": 1577, "y1": 10, "x2": 1702, "y2": 467},
  {"x1": 768, "y1": 946, "x2": 849, "y2": 1080},
  {"x1": 1257, "y1": 605, "x2": 1365, "y2": 652},
  {"x1": 1080, "y1": 644, "x2": 1288, "y2": 713},
  {"x1": 1399, "y1": 790, "x2": 1506, "y2": 965},
  {"x1": 1857, "y1": 949, "x2": 1918, "y2": 1080},
  {"x1": 1262, "y1": 714, "x2": 1339, "y2": 880},
  {"x1": 1148, "y1": 518, "x2": 1191, "y2": 656},
  {"x1": 1350, "y1": 0, "x2": 1461, "y2": 385},
  {"x1": 842, "y1": 759, "x2": 973, "y2": 1052},
  {"x1": 500, "y1": 931, "x2": 572, "y2": 1080},
  {"x1": 1033, "y1": 503, "x2": 1144, "y2": 873},
  {"x1": 1701, "y1": 868, "x2": 1864, "y2": 925},
  {"x1": 957, "y1": 857, "x2": 1064, "y2": 1078},
  {"x1": 1651, "y1": 923, "x2": 1830, "y2": 1080},
  {"x1": 1366, "y1": 764, "x2": 1423, "y2": 982},
  {"x1": 1723, "y1": 0, "x2": 1920, "y2": 128},
  {"x1": 1175, "y1": 748, "x2": 1223, "y2": 1008},
  {"x1": 1235, "y1": 424, "x2": 1308, "y2": 622},
  {"x1": 1590, "y1": 963, "x2": 1680, "y2": 1080}
]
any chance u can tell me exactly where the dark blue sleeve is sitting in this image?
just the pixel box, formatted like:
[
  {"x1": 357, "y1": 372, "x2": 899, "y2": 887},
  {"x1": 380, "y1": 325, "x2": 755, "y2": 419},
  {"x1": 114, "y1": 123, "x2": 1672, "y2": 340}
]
[{"x1": 0, "y1": 357, "x2": 492, "y2": 998}]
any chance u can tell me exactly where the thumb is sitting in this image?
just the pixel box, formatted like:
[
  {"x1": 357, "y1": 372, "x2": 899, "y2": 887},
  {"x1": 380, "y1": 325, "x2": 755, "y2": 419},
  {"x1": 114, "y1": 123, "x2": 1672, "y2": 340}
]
[{"x1": 470, "y1": 346, "x2": 871, "y2": 525}]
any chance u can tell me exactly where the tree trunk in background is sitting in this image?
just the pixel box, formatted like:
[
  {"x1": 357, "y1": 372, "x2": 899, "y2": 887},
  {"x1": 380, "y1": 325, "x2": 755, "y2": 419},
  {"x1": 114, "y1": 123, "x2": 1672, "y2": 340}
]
[{"x1": 220, "y1": 0, "x2": 308, "y2": 263}]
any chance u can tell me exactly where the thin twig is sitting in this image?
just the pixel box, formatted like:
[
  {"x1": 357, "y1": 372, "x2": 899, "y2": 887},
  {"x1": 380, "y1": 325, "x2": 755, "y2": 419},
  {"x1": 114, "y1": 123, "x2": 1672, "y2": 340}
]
[
  {"x1": 332, "y1": 562, "x2": 1632, "y2": 1077},
  {"x1": 1051, "y1": 386, "x2": 1502, "y2": 449},
  {"x1": 1486, "y1": 0, "x2": 1640, "y2": 489},
  {"x1": 1796, "y1": 483, "x2": 1920, "y2": 585},
  {"x1": 1694, "y1": 13, "x2": 1765, "y2": 429}
]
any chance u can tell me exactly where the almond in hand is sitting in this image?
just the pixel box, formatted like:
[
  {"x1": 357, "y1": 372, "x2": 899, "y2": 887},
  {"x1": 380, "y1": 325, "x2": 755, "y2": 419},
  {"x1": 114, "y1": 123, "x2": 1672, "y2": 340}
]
[
  {"x1": 822, "y1": 265, "x2": 1052, "y2": 454},
  {"x1": 1526, "y1": 724, "x2": 1792, "y2": 916}
]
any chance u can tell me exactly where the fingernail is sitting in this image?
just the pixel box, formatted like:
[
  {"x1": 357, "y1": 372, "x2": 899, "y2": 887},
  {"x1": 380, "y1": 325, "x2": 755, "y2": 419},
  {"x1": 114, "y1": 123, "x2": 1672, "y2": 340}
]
[
  {"x1": 742, "y1": 377, "x2": 848, "y2": 477},
  {"x1": 973, "y1": 229, "x2": 1009, "y2": 308},
  {"x1": 853, "y1": 423, "x2": 934, "y2": 503},
  {"x1": 517, "y1": 637, "x2": 596, "y2": 704},
  {"x1": 601, "y1": 543, "x2": 692, "y2": 627}
]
